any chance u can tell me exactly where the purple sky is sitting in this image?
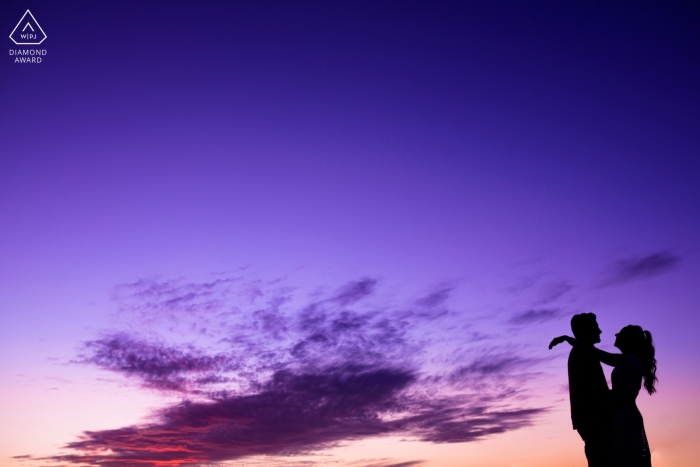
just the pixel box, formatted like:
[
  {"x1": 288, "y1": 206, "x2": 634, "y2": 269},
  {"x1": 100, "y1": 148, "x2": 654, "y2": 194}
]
[{"x1": 1, "y1": 2, "x2": 699, "y2": 467}]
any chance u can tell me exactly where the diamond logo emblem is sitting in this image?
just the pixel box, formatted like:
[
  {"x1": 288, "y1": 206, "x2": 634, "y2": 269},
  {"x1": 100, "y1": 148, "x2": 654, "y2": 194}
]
[{"x1": 10, "y1": 10, "x2": 47, "y2": 45}]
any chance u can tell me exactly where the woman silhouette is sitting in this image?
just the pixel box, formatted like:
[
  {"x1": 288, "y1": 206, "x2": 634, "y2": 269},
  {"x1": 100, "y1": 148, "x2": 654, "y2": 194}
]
[{"x1": 551, "y1": 325, "x2": 657, "y2": 467}]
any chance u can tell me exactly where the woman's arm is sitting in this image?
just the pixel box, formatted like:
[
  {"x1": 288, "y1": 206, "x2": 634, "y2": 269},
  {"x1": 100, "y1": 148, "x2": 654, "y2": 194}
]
[
  {"x1": 548, "y1": 336, "x2": 623, "y2": 367},
  {"x1": 591, "y1": 347, "x2": 623, "y2": 367}
]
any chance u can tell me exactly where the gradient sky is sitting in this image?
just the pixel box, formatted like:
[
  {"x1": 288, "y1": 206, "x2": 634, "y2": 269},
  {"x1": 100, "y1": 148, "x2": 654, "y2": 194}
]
[{"x1": 1, "y1": 1, "x2": 699, "y2": 467}]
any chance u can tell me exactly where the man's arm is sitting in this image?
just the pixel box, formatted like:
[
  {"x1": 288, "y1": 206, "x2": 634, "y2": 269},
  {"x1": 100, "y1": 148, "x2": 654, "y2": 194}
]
[
  {"x1": 549, "y1": 336, "x2": 623, "y2": 367},
  {"x1": 549, "y1": 335, "x2": 575, "y2": 349}
]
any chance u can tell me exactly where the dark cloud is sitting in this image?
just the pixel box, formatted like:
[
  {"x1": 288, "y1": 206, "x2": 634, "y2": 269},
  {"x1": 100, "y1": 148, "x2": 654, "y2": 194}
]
[
  {"x1": 508, "y1": 308, "x2": 563, "y2": 325},
  {"x1": 55, "y1": 277, "x2": 547, "y2": 466},
  {"x1": 410, "y1": 405, "x2": 544, "y2": 443},
  {"x1": 52, "y1": 366, "x2": 413, "y2": 466},
  {"x1": 78, "y1": 334, "x2": 235, "y2": 392},
  {"x1": 50, "y1": 365, "x2": 544, "y2": 467},
  {"x1": 415, "y1": 286, "x2": 451, "y2": 308},
  {"x1": 85, "y1": 279, "x2": 425, "y2": 395},
  {"x1": 332, "y1": 278, "x2": 377, "y2": 305},
  {"x1": 604, "y1": 252, "x2": 681, "y2": 286}
]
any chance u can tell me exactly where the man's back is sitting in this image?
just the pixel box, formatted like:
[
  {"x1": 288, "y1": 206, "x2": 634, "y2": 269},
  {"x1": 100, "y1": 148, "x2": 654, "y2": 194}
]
[{"x1": 568, "y1": 344, "x2": 610, "y2": 429}]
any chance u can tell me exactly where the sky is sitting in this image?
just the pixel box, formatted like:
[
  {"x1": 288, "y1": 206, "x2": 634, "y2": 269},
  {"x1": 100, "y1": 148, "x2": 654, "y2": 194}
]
[{"x1": 1, "y1": 1, "x2": 699, "y2": 466}]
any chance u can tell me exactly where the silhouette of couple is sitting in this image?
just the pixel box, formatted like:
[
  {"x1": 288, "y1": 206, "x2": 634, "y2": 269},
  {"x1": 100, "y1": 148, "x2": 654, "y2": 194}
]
[{"x1": 550, "y1": 313, "x2": 657, "y2": 467}]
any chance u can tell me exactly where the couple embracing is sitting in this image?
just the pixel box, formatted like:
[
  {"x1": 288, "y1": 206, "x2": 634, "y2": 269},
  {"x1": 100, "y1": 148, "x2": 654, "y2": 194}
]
[{"x1": 550, "y1": 313, "x2": 657, "y2": 467}]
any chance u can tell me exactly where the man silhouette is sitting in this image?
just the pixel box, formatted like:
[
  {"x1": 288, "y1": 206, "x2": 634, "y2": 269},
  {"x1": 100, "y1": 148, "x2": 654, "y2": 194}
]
[{"x1": 565, "y1": 313, "x2": 612, "y2": 467}]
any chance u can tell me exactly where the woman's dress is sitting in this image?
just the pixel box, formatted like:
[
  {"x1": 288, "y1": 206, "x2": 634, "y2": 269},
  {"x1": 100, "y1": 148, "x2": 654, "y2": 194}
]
[{"x1": 608, "y1": 354, "x2": 652, "y2": 467}]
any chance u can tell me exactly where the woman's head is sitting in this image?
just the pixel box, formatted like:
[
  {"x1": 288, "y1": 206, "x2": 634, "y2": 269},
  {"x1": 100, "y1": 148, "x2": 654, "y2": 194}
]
[{"x1": 614, "y1": 325, "x2": 658, "y2": 395}]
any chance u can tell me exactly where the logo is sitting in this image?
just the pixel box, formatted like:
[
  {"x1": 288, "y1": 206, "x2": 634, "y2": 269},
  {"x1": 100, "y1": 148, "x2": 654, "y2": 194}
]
[{"x1": 10, "y1": 10, "x2": 47, "y2": 45}]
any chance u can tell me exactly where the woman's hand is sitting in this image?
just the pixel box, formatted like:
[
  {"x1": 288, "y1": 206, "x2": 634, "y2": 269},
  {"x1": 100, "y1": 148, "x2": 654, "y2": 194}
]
[{"x1": 549, "y1": 335, "x2": 576, "y2": 349}]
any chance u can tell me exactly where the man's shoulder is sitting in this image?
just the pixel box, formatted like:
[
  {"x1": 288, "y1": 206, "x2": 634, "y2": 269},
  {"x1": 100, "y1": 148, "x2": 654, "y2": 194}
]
[
  {"x1": 568, "y1": 344, "x2": 599, "y2": 370},
  {"x1": 568, "y1": 343, "x2": 594, "y2": 359}
]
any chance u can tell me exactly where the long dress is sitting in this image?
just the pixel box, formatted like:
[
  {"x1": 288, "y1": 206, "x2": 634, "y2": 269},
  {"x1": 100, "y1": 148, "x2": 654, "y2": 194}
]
[{"x1": 608, "y1": 354, "x2": 652, "y2": 467}]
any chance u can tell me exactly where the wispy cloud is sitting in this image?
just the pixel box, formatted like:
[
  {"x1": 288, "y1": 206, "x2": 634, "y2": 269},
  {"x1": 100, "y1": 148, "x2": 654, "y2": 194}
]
[
  {"x1": 450, "y1": 351, "x2": 538, "y2": 380},
  {"x1": 114, "y1": 277, "x2": 237, "y2": 314},
  {"x1": 415, "y1": 285, "x2": 452, "y2": 309},
  {"x1": 49, "y1": 276, "x2": 547, "y2": 466},
  {"x1": 508, "y1": 308, "x2": 564, "y2": 325},
  {"x1": 602, "y1": 251, "x2": 681, "y2": 286},
  {"x1": 535, "y1": 281, "x2": 572, "y2": 305},
  {"x1": 351, "y1": 461, "x2": 425, "y2": 467},
  {"x1": 76, "y1": 334, "x2": 237, "y2": 393},
  {"x1": 332, "y1": 278, "x2": 377, "y2": 305}
]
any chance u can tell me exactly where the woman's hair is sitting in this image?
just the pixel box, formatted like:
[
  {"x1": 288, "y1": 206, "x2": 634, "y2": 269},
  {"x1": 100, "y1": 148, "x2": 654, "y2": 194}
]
[{"x1": 622, "y1": 325, "x2": 658, "y2": 395}]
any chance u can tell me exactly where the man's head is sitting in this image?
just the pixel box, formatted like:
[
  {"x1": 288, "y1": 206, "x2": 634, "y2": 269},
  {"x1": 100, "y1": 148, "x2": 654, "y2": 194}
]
[{"x1": 570, "y1": 313, "x2": 602, "y2": 344}]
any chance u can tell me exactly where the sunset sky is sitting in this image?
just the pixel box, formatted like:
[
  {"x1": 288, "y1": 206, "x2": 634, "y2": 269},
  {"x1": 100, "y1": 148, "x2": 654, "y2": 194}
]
[{"x1": 1, "y1": 1, "x2": 699, "y2": 467}]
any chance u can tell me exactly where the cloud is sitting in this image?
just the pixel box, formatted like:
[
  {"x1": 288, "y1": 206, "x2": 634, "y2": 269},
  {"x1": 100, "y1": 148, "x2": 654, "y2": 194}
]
[
  {"x1": 447, "y1": 349, "x2": 543, "y2": 400},
  {"x1": 54, "y1": 277, "x2": 547, "y2": 466},
  {"x1": 353, "y1": 462, "x2": 424, "y2": 467},
  {"x1": 508, "y1": 308, "x2": 564, "y2": 325},
  {"x1": 50, "y1": 365, "x2": 544, "y2": 467},
  {"x1": 415, "y1": 286, "x2": 452, "y2": 308},
  {"x1": 410, "y1": 405, "x2": 544, "y2": 443},
  {"x1": 110, "y1": 278, "x2": 244, "y2": 340},
  {"x1": 451, "y1": 352, "x2": 536, "y2": 379},
  {"x1": 603, "y1": 252, "x2": 681, "y2": 286},
  {"x1": 114, "y1": 277, "x2": 236, "y2": 314},
  {"x1": 332, "y1": 278, "x2": 377, "y2": 305},
  {"x1": 77, "y1": 334, "x2": 236, "y2": 393},
  {"x1": 52, "y1": 366, "x2": 414, "y2": 466},
  {"x1": 535, "y1": 281, "x2": 572, "y2": 305}
]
